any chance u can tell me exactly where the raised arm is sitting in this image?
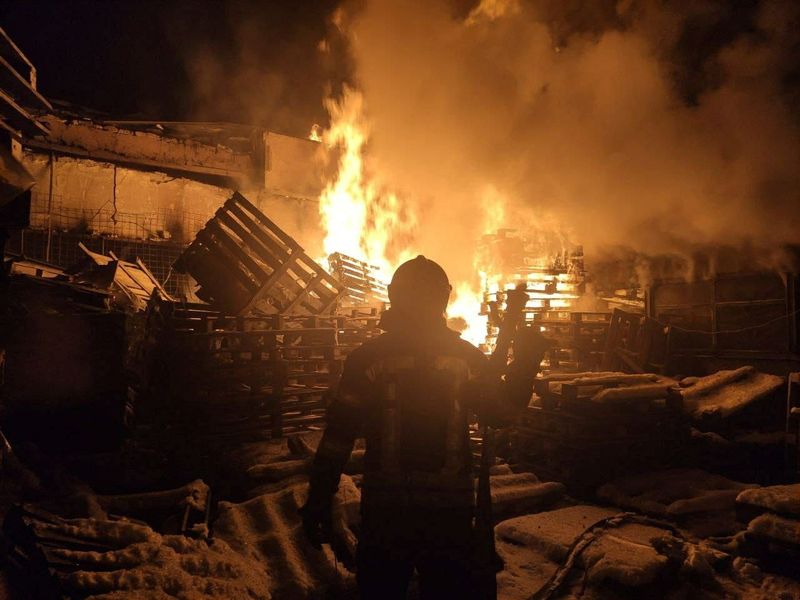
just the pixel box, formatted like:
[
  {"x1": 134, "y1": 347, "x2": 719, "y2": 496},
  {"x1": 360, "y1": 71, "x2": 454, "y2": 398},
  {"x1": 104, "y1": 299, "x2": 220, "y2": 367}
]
[{"x1": 468, "y1": 326, "x2": 551, "y2": 426}]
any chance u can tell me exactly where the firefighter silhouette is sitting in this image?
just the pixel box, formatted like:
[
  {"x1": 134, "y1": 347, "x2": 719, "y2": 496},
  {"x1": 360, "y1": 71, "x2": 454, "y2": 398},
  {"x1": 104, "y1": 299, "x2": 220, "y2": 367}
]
[{"x1": 300, "y1": 255, "x2": 543, "y2": 599}]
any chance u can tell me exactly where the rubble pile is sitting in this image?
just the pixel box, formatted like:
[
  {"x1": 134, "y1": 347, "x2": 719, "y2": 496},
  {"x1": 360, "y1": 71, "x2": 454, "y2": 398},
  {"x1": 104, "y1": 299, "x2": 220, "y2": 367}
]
[
  {"x1": 1, "y1": 182, "x2": 798, "y2": 599},
  {"x1": 2, "y1": 191, "x2": 385, "y2": 485}
]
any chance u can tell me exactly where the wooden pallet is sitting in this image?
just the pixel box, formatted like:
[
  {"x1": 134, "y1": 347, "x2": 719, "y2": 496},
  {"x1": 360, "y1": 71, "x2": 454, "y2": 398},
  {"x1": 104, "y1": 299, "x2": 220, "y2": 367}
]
[
  {"x1": 328, "y1": 252, "x2": 389, "y2": 306},
  {"x1": 174, "y1": 386, "x2": 329, "y2": 443},
  {"x1": 538, "y1": 311, "x2": 611, "y2": 324},
  {"x1": 174, "y1": 192, "x2": 342, "y2": 315},
  {"x1": 333, "y1": 307, "x2": 384, "y2": 354},
  {"x1": 132, "y1": 293, "x2": 388, "y2": 474},
  {"x1": 134, "y1": 297, "x2": 342, "y2": 450},
  {"x1": 515, "y1": 404, "x2": 689, "y2": 491},
  {"x1": 535, "y1": 311, "x2": 610, "y2": 372},
  {"x1": 601, "y1": 308, "x2": 672, "y2": 374},
  {"x1": 147, "y1": 297, "x2": 346, "y2": 333}
]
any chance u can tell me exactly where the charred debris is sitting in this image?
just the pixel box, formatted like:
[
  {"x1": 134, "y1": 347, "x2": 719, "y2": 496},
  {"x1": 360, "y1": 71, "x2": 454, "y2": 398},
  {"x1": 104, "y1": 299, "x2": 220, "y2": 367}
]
[{"x1": 1, "y1": 25, "x2": 800, "y2": 600}]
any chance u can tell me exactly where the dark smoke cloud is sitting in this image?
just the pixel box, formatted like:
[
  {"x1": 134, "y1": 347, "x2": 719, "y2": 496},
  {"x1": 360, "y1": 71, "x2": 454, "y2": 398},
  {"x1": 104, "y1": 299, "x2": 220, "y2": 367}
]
[
  {"x1": 173, "y1": 0, "x2": 350, "y2": 135},
  {"x1": 340, "y1": 0, "x2": 800, "y2": 282}
]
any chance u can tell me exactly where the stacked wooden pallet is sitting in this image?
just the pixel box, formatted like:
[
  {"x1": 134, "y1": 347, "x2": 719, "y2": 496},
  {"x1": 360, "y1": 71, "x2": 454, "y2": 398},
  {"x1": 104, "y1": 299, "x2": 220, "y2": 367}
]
[
  {"x1": 515, "y1": 372, "x2": 687, "y2": 492},
  {"x1": 536, "y1": 310, "x2": 610, "y2": 372},
  {"x1": 334, "y1": 306, "x2": 384, "y2": 356},
  {"x1": 173, "y1": 192, "x2": 342, "y2": 316},
  {"x1": 328, "y1": 252, "x2": 389, "y2": 307},
  {"x1": 134, "y1": 298, "x2": 346, "y2": 477}
]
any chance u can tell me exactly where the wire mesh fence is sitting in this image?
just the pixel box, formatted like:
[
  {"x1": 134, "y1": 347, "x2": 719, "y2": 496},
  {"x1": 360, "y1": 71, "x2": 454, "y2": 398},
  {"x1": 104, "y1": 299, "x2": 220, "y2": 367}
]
[
  {"x1": 7, "y1": 229, "x2": 187, "y2": 294},
  {"x1": 27, "y1": 192, "x2": 209, "y2": 244},
  {"x1": 6, "y1": 192, "x2": 208, "y2": 296}
]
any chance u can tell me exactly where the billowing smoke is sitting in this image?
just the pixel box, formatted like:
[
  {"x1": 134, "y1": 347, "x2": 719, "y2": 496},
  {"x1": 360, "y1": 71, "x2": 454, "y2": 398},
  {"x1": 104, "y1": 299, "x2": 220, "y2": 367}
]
[
  {"x1": 337, "y1": 0, "x2": 800, "y2": 282},
  {"x1": 174, "y1": 1, "x2": 349, "y2": 135}
]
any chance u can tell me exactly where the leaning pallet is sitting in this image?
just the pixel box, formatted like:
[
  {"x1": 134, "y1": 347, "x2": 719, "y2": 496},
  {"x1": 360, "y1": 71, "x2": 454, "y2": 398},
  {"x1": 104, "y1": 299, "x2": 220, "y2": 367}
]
[{"x1": 174, "y1": 191, "x2": 343, "y2": 315}]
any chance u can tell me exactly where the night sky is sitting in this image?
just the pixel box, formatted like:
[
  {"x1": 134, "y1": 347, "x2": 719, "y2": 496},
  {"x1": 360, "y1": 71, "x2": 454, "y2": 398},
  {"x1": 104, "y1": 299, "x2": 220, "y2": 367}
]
[{"x1": 1, "y1": 0, "x2": 343, "y2": 136}]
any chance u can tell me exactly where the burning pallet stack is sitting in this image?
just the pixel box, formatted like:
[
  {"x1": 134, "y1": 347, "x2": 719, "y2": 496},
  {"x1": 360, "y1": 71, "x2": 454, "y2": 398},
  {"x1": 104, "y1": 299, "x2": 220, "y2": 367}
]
[
  {"x1": 477, "y1": 229, "x2": 586, "y2": 353},
  {"x1": 325, "y1": 252, "x2": 386, "y2": 352},
  {"x1": 516, "y1": 372, "x2": 688, "y2": 492}
]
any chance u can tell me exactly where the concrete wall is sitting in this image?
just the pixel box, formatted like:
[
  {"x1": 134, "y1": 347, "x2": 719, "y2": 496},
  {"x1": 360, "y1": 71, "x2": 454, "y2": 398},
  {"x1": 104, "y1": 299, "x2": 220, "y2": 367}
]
[
  {"x1": 21, "y1": 150, "x2": 325, "y2": 255},
  {"x1": 38, "y1": 115, "x2": 255, "y2": 180},
  {"x1": 264, "y1": 131, "x2": 330, "y2": 199}
]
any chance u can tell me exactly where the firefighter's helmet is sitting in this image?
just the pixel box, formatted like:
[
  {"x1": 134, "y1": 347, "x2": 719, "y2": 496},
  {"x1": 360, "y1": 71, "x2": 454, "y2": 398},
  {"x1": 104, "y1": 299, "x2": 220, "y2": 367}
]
[{"x1": 388, "y1": 255, "x2": 451, "y2": 313}]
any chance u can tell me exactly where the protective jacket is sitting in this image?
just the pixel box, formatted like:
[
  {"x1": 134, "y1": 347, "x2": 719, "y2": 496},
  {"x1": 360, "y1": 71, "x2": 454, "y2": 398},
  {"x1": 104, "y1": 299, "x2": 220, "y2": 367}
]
[{"x1": 305, "y1": 313, "x2": 533, "y2": 515}]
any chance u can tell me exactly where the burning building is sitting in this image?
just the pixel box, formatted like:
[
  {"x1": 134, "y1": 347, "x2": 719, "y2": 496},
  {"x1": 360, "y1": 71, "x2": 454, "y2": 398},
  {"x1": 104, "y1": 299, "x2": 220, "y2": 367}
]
[{"x1": 2, "y1": 2, "x2": 800, "y2": 598}]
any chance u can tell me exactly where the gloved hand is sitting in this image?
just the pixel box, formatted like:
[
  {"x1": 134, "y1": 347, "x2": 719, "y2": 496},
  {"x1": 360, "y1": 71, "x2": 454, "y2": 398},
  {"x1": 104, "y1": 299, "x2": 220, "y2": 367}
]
[
  {"x1": 511, "y1": 326, "x2": 554, "y2": 374},
  {"x1": 298, "y1": 501, "x2": 333, "y2": 550}
]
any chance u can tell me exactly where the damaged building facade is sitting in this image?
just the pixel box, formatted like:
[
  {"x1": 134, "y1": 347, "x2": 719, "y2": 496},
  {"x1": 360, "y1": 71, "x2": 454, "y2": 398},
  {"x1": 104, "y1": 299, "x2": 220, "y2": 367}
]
[
  {"x1": 2, "y1": 22, "x2": 800, "y2": 600},
  {"x1": 7, "y1": 94, "x2": 331, "y2": 295}
]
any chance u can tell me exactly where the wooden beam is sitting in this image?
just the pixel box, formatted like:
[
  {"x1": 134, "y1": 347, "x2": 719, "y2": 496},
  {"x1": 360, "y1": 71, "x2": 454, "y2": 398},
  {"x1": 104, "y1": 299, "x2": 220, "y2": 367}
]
[
  {"x1": 0, "y1": 88, "x2": 48, "y2": 135},
  {"x1": 0, "y1": 54, "x2": 51, "y2": 110}
]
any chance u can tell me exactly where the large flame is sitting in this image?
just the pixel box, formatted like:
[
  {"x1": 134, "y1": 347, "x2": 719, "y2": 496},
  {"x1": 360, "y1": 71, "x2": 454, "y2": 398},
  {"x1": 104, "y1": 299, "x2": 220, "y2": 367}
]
[
  {"x1": 445, "y1": 186, "x2": 512, "y2": 346},
  {"x1": 316, "y1": 87, "x2": 579, "y2": 349},
  {"x1": 318, "y1": 87, "x2": 417, "y2": 282}
]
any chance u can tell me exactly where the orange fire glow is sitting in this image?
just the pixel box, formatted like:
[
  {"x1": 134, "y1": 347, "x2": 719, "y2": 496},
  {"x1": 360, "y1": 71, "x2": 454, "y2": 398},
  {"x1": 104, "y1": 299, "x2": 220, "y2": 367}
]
[
  {"x1": 317, "y1": 87, "x2": 417, "y2": 282},
  {"x1": 316, "y1": 87, "x2": 581, "y2": 349}
]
